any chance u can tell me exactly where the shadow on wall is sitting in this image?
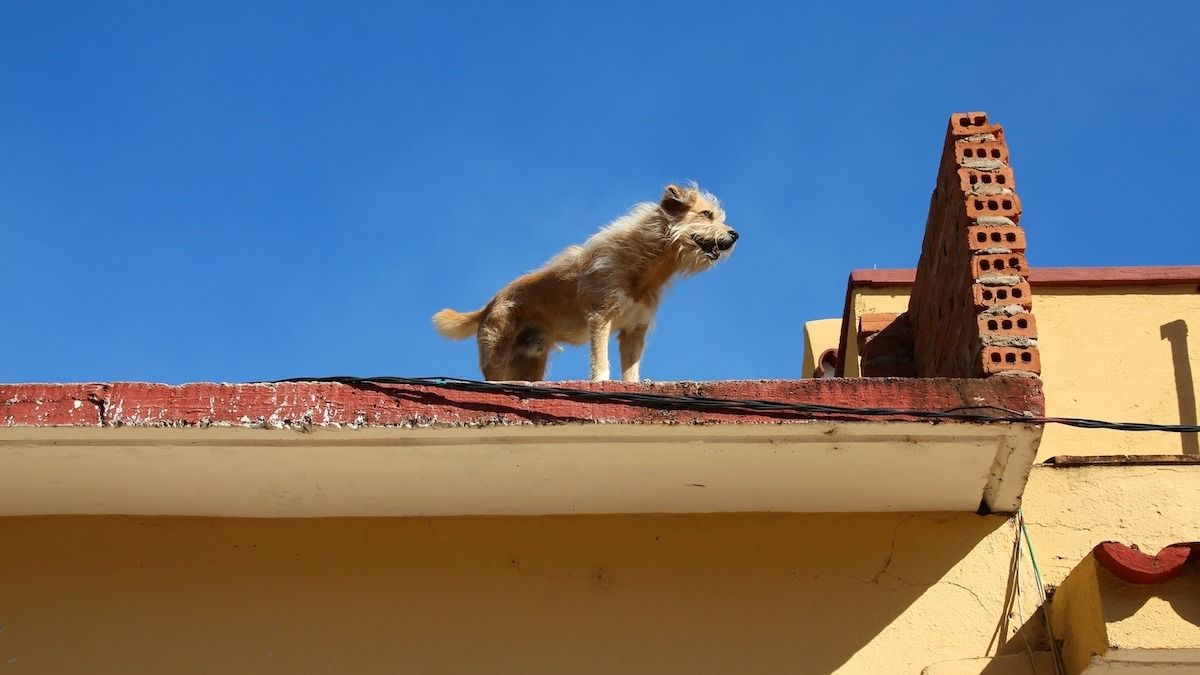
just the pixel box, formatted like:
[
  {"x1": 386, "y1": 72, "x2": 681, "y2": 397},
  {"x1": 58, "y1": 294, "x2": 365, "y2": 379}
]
[
  {"x1": 1099, "y1": 564, "x2": 1200, "y2": 629},
  {"x1": 0, "y1": 513, "x2": 1015, "y2": 674},
  {"x1": 1161, "y1": 320, "x2": 1199, "y2": 455}
]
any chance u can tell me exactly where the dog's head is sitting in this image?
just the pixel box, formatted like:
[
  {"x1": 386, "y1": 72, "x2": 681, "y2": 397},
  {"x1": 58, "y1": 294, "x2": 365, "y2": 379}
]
[{"x1": 659, "y1": 184, "x2": 738, "y2": 270}]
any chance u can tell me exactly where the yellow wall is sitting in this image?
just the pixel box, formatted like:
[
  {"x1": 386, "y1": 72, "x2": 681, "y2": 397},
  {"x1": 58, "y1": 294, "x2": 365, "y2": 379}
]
[
  {"x1": 826, "y1": 284, "x2": 1200, "y2": 458},
  {"x1": 0, "y1": 513, "x2": 1027, "y2": 675},
  {"x1": 802, "y1": 318, "x2": 842, "y2": 377},
  {"x1": 1, "y1": 464, "x2": 1196, "y2": 674},
  {"x1": 1035, "y1": 285, "x2": 1200, "y2": 457}
]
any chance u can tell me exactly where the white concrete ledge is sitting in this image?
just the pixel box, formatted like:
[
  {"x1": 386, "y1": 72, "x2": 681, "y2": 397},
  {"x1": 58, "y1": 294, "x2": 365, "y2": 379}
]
[{"x1": 0, "y1": 421, "x2": 1043, "y2": 517}]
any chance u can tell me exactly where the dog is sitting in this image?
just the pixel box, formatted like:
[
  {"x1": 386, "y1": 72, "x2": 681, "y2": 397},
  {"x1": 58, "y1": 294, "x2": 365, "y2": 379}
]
[{"x1": 432, "y1": 184, "x2": 737, "y2": 382}]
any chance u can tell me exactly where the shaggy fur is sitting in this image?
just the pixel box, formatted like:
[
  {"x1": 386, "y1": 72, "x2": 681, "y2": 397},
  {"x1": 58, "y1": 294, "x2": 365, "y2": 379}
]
[{"x1": 432, "y1": 184, "x2": 738, "y2": 381}]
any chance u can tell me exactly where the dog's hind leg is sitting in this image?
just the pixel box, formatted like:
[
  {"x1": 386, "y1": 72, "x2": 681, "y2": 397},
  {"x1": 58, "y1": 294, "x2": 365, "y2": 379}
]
[{"x1": 618, "y1": 325, "x2": 647, "y2": 383}]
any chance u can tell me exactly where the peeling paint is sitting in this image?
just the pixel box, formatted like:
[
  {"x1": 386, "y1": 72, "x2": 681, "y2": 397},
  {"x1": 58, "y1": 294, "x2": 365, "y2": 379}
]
[{"x1": 0, "y1": 379, "x2": 1045, "y2": 429}]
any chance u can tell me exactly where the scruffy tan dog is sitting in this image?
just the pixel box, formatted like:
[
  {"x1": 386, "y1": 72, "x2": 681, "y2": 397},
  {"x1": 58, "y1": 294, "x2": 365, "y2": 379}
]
[{"x1": 433, "y1": 184, "x2": 738, "y2": 382}]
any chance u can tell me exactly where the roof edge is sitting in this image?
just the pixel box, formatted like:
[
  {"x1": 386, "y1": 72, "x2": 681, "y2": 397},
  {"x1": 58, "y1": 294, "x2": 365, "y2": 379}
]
[{"x1": 1, "y1": 378, "x2": 1045, "y2": 429}]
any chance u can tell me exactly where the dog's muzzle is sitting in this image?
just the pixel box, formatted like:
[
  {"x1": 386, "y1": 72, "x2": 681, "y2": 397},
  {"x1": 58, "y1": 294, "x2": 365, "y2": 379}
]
[{"x1": 693, "y1": 231, "x2": 739, "y2": 261}]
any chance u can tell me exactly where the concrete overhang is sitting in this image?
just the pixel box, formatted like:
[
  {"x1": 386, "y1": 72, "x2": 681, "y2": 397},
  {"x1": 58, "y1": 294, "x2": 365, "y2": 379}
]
[{"x1": 0, "y1": 378, "x2": 1044, "y2": 517}]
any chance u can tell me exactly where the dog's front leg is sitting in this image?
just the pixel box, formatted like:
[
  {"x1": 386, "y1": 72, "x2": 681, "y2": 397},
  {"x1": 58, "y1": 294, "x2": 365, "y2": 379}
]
[
  {"x1": 618, "y1": 325, "x2": 647, "y2": 382},
  {"x1": 588, "y1": 315, "x2": 612, "y2": 381}
]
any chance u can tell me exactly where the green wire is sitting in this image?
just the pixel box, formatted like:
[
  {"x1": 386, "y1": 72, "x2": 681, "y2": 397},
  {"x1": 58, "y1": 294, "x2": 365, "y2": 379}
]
[{"x1": 1018, "y1": 510, "x2": 1046, "y2": 596}]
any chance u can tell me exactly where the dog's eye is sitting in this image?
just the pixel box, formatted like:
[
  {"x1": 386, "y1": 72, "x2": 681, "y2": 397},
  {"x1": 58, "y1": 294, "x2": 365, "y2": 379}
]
[{"x1": 699, "y1": 210, "x2": 714, "y2": 220}]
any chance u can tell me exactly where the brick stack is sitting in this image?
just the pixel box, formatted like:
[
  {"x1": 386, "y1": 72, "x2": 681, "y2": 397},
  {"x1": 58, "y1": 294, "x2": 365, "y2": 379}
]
[
  {"x1": 858, "y1": 313, "x2": 915, "y2": 377},
  {"x1": 907, "y1": 112, "x2": 1040, "y2": 377}
]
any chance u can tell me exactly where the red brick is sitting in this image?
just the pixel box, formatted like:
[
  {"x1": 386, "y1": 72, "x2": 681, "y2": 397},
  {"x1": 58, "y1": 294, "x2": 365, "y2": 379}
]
[
  {"x1": 956, "y1": 167, "x2": 1016, "y2": 194},
  {"x1": 980, "y1": 345, "x2": 1041, "y2": 375},
  {"x1": 971, "y1": 252, "x2": 1029, "y2": 278},
  {"x1": 909, "y1": 111, "x2": 1039, "y2": 381},
  {"x1": 967, "y1": 225, "x2": 1026, "y2": 252},
  {"x1": 947, "y1": 112, "x2": 1005, "y2": 139},
  {"x1": 973, "y1": 281, "x2": 1033, "y2": 309},
  {"x1": 859, "y1": 313, "x2": 901, "y2": 339},
  {"x1": 978, "y1": 312, "x2": 1038, "y2": 338},
  {"x1": 861, "y1": 359, "x2": 917, "y2": 378},
  {"x1": 861, "y1": 334, "x2": 910, "y2": 360},
  {"x1": 954, "y1": 140, "x2": 1009, "y2": 165},
  {"x1": 965, "y1": 194, "x2": 1022, "y2": 220}
]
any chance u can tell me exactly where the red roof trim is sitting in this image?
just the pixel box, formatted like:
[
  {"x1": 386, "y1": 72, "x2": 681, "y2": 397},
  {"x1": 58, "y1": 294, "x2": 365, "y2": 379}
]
[
  {"x1": 0, "y1": 379, "x2": 1045, "y2": 428},
  {"x1": 850, "y1": 266, "x2": 1200, "y2": 289}
]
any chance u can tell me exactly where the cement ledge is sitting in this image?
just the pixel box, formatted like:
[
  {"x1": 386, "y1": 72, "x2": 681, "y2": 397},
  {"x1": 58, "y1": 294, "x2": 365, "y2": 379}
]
[{"x1": 0, "y1": 379, "x2": 1044, "y2": 517}]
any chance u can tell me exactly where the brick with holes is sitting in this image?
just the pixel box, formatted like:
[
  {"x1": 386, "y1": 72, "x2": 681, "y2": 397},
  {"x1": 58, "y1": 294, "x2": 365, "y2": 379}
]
[
  {"x1": 954, "y1": 140, "x2": 1009, "y2": 165},
  {"x1": 948, "y1": 111, "x2": 1005, "y2": 139},
  {"x1": 980, "y1": 345, "x2": 1041, "y2": 375},
  {"x1": 971, "y1": 252, "x2": 1029, "y2": 279},
  {"x1": 965, "y1": 194, "x2": 1022, "y2": 220},
  {"x1": 972, "y1": 281, "x2": 1033, "y2": 310},
  {"x1": 978, "y1": 312, "x2": 1038, "y2": 339},
  {"x1": 966, "y1": 225, "x2": 1026, "y2": 252},
  {"x1": 956, "y1": 167, "x2": 1016, "y2": 194}
]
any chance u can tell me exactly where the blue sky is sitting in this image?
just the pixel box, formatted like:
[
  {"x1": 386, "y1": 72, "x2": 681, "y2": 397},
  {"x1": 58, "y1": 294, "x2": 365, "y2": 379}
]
[{"x1": 2, "y1": 2, "x2": 1197, "y2": 384}]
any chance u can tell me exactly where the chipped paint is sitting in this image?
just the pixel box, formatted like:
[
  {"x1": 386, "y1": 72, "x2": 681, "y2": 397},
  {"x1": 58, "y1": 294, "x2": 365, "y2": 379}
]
[{"x1": 0, "y1": 379, "x2": 1045, "y2": 430}]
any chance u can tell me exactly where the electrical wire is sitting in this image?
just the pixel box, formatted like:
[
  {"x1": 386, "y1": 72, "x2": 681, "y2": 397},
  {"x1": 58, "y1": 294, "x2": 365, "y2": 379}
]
[
  {"x1": 271, "y1": 375, "x2": 1200, "y2": 433},
  {"x1": 1018, "y1": 509, "x2": 1066, "y2": 675}
]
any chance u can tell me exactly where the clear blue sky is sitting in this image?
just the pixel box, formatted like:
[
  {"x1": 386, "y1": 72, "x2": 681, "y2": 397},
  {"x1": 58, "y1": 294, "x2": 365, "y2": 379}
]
[{"x1": 3, "y1": 2, "x2": 1197, "y2": 384}]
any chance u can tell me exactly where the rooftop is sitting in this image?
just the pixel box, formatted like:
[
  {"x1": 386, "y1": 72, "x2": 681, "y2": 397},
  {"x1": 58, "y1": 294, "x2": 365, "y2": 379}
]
[{"x1": 0, "y1": 377, "x2": 1044, "y2": 517}]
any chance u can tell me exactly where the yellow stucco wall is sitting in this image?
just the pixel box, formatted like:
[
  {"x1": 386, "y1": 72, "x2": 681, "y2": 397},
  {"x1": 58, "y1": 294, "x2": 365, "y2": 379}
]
[
  {"x1": 827, "y1": 283, "x2": 1200, "y2": 458},
  {"x1": 802, "y1": 318, "x2": 842, "y2": 377},
  {"x1": 0, "y1": 512, "x2": 1031, "y2": 675},
  {"x1": 1, "y1": 464, "x2": 1197, "y2": 674},
  {"x1": 1035, "y1": 285, "x2": 1200, "y2": 457}
]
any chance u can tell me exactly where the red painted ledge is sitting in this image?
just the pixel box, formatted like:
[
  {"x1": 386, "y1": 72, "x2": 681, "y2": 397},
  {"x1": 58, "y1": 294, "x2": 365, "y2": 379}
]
[
  {"x1": 1093, "y1": 541, "x2": 1200, "y2": 585},
  {"x1": 1, "y1": 378, "x2": 1044, "y2": 429}
]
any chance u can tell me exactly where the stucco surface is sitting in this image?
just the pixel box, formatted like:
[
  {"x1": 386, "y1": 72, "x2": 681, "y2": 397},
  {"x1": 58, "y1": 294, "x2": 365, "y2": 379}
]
[
  {"x1": 834, "y1": 283, "x2": 1200, "y2": 459},
  {"x1": 0, "y1": 512, "x2": 1033, "y2": 675}
]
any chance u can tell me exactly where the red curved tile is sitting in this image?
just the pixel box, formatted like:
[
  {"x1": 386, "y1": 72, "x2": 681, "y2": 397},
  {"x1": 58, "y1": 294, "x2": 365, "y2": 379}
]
[{"x1": 1093, "y1": 541, "x2": 1196, "y2": 584}]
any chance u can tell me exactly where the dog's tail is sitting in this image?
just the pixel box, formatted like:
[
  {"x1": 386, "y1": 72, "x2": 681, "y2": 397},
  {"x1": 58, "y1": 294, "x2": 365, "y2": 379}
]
[{"x1": 432, "y1": 307, "x2": 483, "y2": 340}]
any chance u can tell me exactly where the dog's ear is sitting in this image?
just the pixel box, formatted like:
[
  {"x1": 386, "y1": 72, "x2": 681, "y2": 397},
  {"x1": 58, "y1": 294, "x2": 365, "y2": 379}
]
[{"x1": 660, "y1": 184, "x2": 694, "y2": 218}]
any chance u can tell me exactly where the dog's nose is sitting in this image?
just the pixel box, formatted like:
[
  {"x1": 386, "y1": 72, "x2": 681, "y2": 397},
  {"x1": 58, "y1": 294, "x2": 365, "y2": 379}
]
[{"x1": 715, "y1": 230, "x2": 738, "y2": 251}]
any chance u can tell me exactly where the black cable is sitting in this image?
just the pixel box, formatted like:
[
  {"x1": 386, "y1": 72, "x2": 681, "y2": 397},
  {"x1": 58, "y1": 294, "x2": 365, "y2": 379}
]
[{"x1": 270, "y1": 375, "x2": 1200, "y2": 434}]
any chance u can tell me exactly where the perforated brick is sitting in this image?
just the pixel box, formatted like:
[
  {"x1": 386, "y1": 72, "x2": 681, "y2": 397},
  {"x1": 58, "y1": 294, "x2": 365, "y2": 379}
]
[
  {"x1": 971, "y1": 253, "x2": 1029, "y2": 278},
  {"x1": 954, "y1": 140, "x2": 1009, "y2": 165},
  {"x1": 980, "y1": 345, "x2": 1041, "y2": 375},
  {"x1": 967, "y1": 225, "x2": 1026, "y2": 252},
  {"x1": 973, "y1": 281, "x2": 1033, "y2": 309},
  {"x1": 956, "y1": 167, "x2": 1016, "y2": 194},
  {"x1": 978, "y1": 312, "x2": 1038, "y2": 338},
  {"x1": 965, "y1": 194, "x2": 1022, "y2": 220}
]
